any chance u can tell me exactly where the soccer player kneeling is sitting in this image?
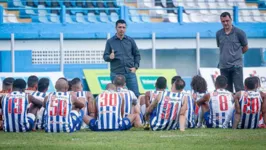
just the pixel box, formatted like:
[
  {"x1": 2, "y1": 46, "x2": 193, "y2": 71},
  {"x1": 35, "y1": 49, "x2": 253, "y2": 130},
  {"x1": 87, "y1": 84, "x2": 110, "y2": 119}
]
[
  {"x1": 144, "y1": 78, "x2": 188, "y2": 131},
  {"x1": 83, "y1": 83, "x2": 142, "y2": 131},
  {"x1": 196, "y1": 75, "x2": 234, "y2": 128},
  {"x1": 233, "y1": 77, "x2": 266, "y2": 129},
  {"x1": 43, "y1": 78, "x2": 85, "y2": 133},
  {"x1": 0, "y1": 79, "x2": 43, "y2": 132}
]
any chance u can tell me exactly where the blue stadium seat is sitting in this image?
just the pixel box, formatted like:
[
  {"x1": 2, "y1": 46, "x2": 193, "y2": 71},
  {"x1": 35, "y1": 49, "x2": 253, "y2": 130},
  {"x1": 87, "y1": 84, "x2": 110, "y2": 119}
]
[
  {"x1": 8, "y1": 0, "x2": 23, "y2": 7},
  {"x1": 75, "y1": 13, "x2": 87, "y2": 23},
  {"x1": 65, "y1": 13, "x2": 75, "y2": 23},
  {"x1": 130, "y1": 15, "x2": 141, "y2": 23},
  {"x1": 141, "y1": 14, "x2": 151, "y2": 23},
  {"x1": 258, "y1": 1, "x2": 266, "y2": 8},
  {"x1": 99, "y1": 12, "x2": 109, "y2": 23},
  {"x1": 32, "y1": 13, "x2": 49, "y2": 23},
  {"x1": 49, "y1": 13, "x2": 60, "y2": 23},
  {"x1": 36, "y1": 5, "x2": 49, "y2": 15},
  {"x1": 110, "y1": 12, "x2": 119, "y2": 22},
  {"x1": 87, "y1": 12, "x2": 98, "y2": 23},
  {"x1": 19, "y1": 6, "x2": 35, "y2": 18}
]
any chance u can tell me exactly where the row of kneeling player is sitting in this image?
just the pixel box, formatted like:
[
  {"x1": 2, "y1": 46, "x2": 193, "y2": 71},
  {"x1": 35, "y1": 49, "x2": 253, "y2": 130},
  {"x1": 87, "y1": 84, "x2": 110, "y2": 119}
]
[{"x1": 0, "y1": 74, "x2": 266, "y2": 132}]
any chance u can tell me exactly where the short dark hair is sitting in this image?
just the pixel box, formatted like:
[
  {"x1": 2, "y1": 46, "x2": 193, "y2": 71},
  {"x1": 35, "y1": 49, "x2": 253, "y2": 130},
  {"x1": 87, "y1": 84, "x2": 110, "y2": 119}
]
[
  {"x1": 27, "y1": 75, "x2": 39, "y2": 87},
  {"x1": 116, "y1": 19, "x2": 126, "y2": 27},
  {"x1": 114, "y1": 75, "x2": 126, "y2": 86},
  {"x1": 252, "y1": 76, "x2": 261, "y2": 88},
  {"x1": 156, "y1": 77, "x2": 167, "y2": 89},
  {"x1": 70, "y1": 78, "x2": 81, "y2": 86},
  {"x1": 220, "y1": 12, "x2": 231, "y2": 19},
  {"x1": 190, "y1": 75, "x2": 207, "y2": 93},
  {"x1": 59, "y1": 77, "x2": 68, "y2": 82},
  {"x1": 175, "y1": 78, "x2": 185, "y2": 91},
  {"x1": 245, "y1": 77, "x2": 257, "y2": 90},
  {"x1": 38, "y1": 78, "x2": 50, "y2": 92},
  {"x1": 13, "y1": 79, "x2": 26, "y2": 90},
  {"x1": 215, "y1": 75, "x2": 227, "y2": 88},
  {"x1": 3, "y1": 77, "x2": 15, "y2": 86},
  {"x1": 171, "y1": 76, "x2": 182, "y2": 85}
]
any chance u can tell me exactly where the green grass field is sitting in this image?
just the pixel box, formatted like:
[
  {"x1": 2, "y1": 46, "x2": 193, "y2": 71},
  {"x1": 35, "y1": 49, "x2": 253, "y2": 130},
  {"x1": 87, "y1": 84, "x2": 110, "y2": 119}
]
[{"x1": 0, "y1": 128, "x2": 266, "y2": 150}]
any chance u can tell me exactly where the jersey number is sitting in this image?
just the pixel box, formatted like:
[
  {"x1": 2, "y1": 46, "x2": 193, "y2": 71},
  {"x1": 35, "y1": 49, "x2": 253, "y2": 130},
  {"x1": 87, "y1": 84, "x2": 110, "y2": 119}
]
[
  {"x1": 8, "y1": 98, "x2": 23, "y2": 114},
  {"x1": 100, "y1": 94, "x2": 117, "y2": 106},
  {"x1": 243, "y1": 98, "x2": 259, "y2": 114},
  {"x1": 219, "y1": 95, "x2": 228, "y2": 111},
  {"x1": 161, "y1": 97, "x2": 179, "y2": 120},
  {"x1": 49, "y1": 99, "x2": 67, "y2": 117}
]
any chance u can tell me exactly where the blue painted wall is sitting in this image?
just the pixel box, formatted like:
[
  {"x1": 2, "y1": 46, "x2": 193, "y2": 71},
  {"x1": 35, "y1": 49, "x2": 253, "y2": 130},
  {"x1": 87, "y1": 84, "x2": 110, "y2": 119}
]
[{"x1": 0, "y1": 23, "x2": 266, "y2": 39}]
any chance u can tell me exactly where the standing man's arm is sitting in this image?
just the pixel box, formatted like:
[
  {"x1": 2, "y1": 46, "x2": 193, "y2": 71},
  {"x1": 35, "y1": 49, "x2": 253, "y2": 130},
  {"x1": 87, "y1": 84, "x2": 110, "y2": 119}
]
[
  {"x1": 103, "y1": 40, "x2": 115, "y2": 62},
  {"x1": 216, "y1": 31, "x2": 220, "y2": 68},
  {"x1": 129, "y1": 39, "x2": 140, "y2": 73},
  {"x1": 238, "y1": 30, "x2": 248, "y2": 54},
  {"x1": 216, "y1": 31, "x2": 220, "y2": 48}
]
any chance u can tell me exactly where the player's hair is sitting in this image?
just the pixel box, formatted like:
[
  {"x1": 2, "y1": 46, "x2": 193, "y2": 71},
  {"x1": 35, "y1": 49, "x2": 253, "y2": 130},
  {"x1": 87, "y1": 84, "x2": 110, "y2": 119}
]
[
  {"x1": 156, "y1": 77, "x2": 167, "y2": 89},
  {"x1": 38, "y1": 78, "x2": 50, "y2": 92},
  {"x1": 215, "y1": 75, "x2": 227, "y2": 88},
  {"x1": 3, "y1": 77, "x2": 15, "y2": 86},
  {"x1": 13, "y1": 79, "x2": 26, "y2": 90},
  {"x1": 59, "y1": 77, "x2": 68, "y2": 82},
  {"x1": 245, "y1": 77, "x2": 257, "y2": 90},
  {"x1": 68, "y1": 81, "x2": 72, "y2": 91},
  {"x1": 190, "y1": 75, "x2": 207, "y2": 93},
  {"x1": 106, "y1": 83, "x2": 116, "y2": 90},
  {"x1": 252, "y1": 76, "x2": 261, "y2": 88},
  {"x1": 175, "y1": 78, "x2": 186, "y2": 90},
  {"x1": 116, "y1": 19, "x2": 126, "y2": 27},
  {"x1": 70, "y1": 78, "x2": 81, "y2": 86},
  {"x1": 27, "y1": 75, "x2": 39, "y2": 87},
  {"x1": 171, "y1": 76, "x2": 182, "y2": 84},
  {"x1": 220, "y1": 12, "x2": 231, "y2": 19},
  {"x1": 114, "y1": 75, "x2": 126, "y2": 86}
]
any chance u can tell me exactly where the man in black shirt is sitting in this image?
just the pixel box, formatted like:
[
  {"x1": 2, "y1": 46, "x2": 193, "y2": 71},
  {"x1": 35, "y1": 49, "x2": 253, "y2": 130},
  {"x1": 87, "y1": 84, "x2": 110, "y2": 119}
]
[{"x1": 103, "y1": 19, "x2": 141, "y2": 97}]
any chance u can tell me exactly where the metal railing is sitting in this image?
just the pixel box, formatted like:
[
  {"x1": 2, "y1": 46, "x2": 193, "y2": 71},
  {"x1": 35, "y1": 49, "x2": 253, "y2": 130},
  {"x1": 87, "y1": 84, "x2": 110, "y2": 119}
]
[{"x1": 1, "y1": 5, "x2": 266, "y2": 23}]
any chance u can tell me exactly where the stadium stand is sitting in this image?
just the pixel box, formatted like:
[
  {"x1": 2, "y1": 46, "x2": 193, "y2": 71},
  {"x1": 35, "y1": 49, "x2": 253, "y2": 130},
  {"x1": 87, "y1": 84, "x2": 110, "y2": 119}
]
[{"x1": 0, "y1": 0, "x2": 266, "y2": 23}]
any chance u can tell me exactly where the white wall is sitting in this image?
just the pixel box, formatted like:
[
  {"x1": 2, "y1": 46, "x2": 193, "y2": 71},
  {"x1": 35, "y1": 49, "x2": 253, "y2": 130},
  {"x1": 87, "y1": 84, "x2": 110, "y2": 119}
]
[{"x1": 0, "y1": 38, "x2": 265, "y2": 51}]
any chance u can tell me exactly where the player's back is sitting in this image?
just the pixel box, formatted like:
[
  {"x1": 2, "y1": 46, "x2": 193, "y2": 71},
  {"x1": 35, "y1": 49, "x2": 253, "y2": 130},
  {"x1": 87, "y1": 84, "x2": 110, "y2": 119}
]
[
  {"x1": 45, "y1": 92, "x2": 73, "y2": 133},
  {"x1": 149, "y1": 90, "x2": 164, "y2": 103},
  {"x1": 208, "y1": 89, "x2": 234, "y2": 128},
  {"x1": 76, "y1": 91, "x2": 88, "y2": 115},
  {"x1": 0, "y1": 90, "x2": 10, "y2": 129},
  {"x1": 150, "y1": 91, "x2": 184, "y2": 131},
  {"x1": 238, "y1": 90, "x2": 262, "y2": 129},
  {"x1": 2, "y1": 91, "x2": 29, "y2": 132},
  {"x1": 193, "y1": 91, "x2": 207, "y2": 114},
  {"x1": 32, "y1": 91, "x2": 49, "y2": 130},
  {"x1": 117, "y1": 87, "x2": 136, "y2": 117},
  {"x1": 182, "y1": 90, "x2": 195, "y2": 128},
  {"x1": 25, "y1": 88, "x2": 36, "y2": 95},
  {"x1": 96, "y1": 90, "x2": 122, "y2": 130}
]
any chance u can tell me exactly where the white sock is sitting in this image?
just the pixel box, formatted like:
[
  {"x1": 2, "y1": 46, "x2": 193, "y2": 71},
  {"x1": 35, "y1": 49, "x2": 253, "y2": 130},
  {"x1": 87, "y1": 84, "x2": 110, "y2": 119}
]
[
  {"x1": 197, "y1": 107, "x2": 203, "y2": 127},
  {"x1": 141, "y1": 104, "x2": 146, "y2": 116}
]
